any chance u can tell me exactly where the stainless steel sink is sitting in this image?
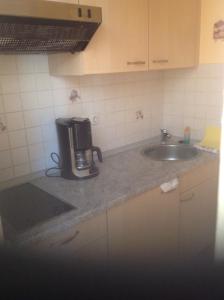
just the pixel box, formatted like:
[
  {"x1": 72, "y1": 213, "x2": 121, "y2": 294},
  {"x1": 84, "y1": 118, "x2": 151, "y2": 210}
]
[{"x1": 143, "y1": 144, "x2": 199, "y2": 161}]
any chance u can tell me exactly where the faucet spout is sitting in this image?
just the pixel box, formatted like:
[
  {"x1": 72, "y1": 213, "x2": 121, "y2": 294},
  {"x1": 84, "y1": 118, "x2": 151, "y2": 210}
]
[{"x1": 160, "y1": 129, "x2": 172, "y2": 144}]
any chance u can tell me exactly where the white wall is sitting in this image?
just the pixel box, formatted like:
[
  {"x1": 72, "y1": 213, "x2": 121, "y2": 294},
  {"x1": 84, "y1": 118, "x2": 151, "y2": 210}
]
[
  {"x1": 0, "y1": 55, "x2": 163, "y2": 183},
  {"x1": 163, "y1": 64, "x2": 224, "y2": 140}
]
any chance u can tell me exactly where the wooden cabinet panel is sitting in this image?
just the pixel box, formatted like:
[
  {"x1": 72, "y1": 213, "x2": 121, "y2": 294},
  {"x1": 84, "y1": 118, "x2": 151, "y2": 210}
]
[
  {"x1": 179, "y1": 159, "x2": 219, "y2": 193},
  {"x1": 73, "y1": 235, "x2": 108, "y2": 264},
  {"x1": 46, "y1": 0, "x2": 79, "y2": 3},
  {"x1": 108, "y1": 187, "x2": 179, "y2": 265},
  {"x1": 149, "y1": 0, "x2": 200, "y2": 70},
  {"x1": 27, "y1": 212, "x2": 107, "y2": 260},
  {"x1": 49, "y1": 0, "x2": 200, "y2": 75},
  {"x1": 180, "y1": 177, "x2": 218, "y2": 262},
  {"x1": 49, "y1": 0, "x2": 149, "y2": 75}
]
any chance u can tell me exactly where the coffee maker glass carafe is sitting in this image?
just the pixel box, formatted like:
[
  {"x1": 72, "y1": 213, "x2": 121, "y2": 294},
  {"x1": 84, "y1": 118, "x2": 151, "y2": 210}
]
[{"x1": 56, "y1": 117, "x2": 103, "y2": 180}]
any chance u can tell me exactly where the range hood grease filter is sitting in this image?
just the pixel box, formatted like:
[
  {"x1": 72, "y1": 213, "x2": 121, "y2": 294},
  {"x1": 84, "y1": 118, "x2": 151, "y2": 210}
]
[{"x1": 0, "y1": 0, "x2": 102, "y2": 54}]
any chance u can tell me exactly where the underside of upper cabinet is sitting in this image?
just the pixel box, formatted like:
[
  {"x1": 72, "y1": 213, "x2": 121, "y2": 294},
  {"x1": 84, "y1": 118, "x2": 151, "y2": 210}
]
[{"x1": 48, "y1": 0, "x2": 201, "y2": 76}]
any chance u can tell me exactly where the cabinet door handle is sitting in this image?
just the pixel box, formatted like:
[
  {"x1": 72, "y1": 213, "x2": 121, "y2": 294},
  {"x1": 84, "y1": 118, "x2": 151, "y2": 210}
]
[
  {"x1": 60, "y1": 230, "x2": 80, "y2": 246},
  {"x1": 49, "y1": 230, "x2": 80, "y2": 248},
  {"x1": 152, "y1": 59, "x2": 169, "y2": 63},
  {"x1": 181, "y1": 193, "x2": 195, "y2": 202},
  {"x1": 127, "y1": 61, "x2": 146, "y2": 65}
]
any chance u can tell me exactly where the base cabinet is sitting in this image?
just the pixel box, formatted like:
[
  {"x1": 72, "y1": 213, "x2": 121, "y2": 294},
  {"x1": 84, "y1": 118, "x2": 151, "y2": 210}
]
[
  {"x1": 179, "y1": 176, "x2": 218, "y2": 263},
  {"x1": 24, "y1": 212, "x2": 108, "y2": 264},
  {"x1": 72, "y1": 235, "x2": 108, "y2": 265},
  {"x1": 20, "y1": 160, "x2": 219, "y2": 267},
  {"x1": 107, "y1": 187, "x2": 179, "y2": 266}
]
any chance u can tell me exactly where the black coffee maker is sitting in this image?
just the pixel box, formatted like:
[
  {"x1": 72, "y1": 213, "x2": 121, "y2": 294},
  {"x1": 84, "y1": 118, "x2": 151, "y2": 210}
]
[{"x1": 56, "y1": 117, "x2": 103, "y2": 180}]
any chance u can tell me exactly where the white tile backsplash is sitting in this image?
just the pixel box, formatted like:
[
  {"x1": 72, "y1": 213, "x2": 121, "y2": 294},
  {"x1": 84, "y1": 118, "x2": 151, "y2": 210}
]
[
  {"x1": 28, "y1": 143, "x2": 45, "y2": 161},
  {"x1": 24, "y1": 110, "x2": 41, "y2": 128},
  {"x1": 0, "y1": 133, "x2": 9, "y2": 151},
  {"x1": 14, "y1": 163, "x2": 30, "y2": 178},
  {"x1": 9, "y1": 130, "x2": 27, "y2": 149},
  {"x1": 11, "y1": 147, "x2": 29, "y2": 166},
  {"x1": 16, "y1": 55, "x2": 35, "y2": 74},
  {"x1": 30, "y1": 158, "x2": 45, "y2": 173},
  {"x1": 26, "y1": 127, "x2": 43, "y2": 145},
  {"x1": 0, "y1": 55, "x2": 223, "y2": 183},
  {"x1": 19, "y1": 74, "x2": 36, "y2": 92},
  {"x1": 37, "y1": 90, "x2": 53, "y2": 108},
  {"x1": 163, "y1": 65, "x2": 224, "y2": 139},
  {"x1": 21, "y1": 91, "x2": 39, "y2": 111},
  {"x1": 0, "y1": 167, "x2": 13, "y2": 182},
  {"x1": 0, "y1": 75, "x2": 20, "y2": 94},
  {"x1": 3, "y1": 93, "x2": 22, "y2": 113},
  {"x1": 35, "y1": 73, "x2": 51, "y2": 91},
  {"x1": 0, "y1": 95, "x2": 4, "y2": 114},
  {"x1": 6, "y1": 112, "x2": 25, "y2": 131},
  {"x1": 0, "y1": 55, "x2": 17, "y2": 75},
  {"x1": 0, "y1": 150, "x2": 12, "y2": 169}
]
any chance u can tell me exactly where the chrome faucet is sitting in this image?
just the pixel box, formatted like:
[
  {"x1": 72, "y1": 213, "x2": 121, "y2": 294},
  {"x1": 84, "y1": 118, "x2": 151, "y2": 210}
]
[{"x1": 160, "y1": 129, "x2": 171, "y2": 144}]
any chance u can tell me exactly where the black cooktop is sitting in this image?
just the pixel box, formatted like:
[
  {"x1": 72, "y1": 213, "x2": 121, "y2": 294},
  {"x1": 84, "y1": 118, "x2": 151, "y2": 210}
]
[{"x1": 0, "y1": 183, "x2": 76, "y2": 241}]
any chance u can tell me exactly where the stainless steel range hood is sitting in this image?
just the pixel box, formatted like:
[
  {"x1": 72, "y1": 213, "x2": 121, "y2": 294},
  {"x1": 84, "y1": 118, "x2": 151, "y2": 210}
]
[{"x1": 0, "y1": 0, "x2": 102, "y2": 54}]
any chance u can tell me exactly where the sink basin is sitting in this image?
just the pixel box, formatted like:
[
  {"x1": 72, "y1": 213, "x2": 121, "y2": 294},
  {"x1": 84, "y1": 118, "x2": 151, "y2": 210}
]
[{"x1": 143, "y1": 144, "x2": 199, "y2": 161}]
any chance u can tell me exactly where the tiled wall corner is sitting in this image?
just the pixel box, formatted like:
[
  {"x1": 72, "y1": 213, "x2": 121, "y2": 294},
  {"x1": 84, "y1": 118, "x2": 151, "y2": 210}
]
[
  {"x1": 0, "y1": 55, "x2": 163, "y2": 182},
  {"x1": 163, "y1": 64, "x2": 224, "y2": 139}
]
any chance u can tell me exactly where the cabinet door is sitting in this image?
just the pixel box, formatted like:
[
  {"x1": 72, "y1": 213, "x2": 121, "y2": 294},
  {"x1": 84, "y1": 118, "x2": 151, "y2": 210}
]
[
  {"x1": 149, "y1": 0, "x2": 200, "y2": 70},
  {"x1": 108, "y1": 187, "x2": 179, "y2": 266},
  {"x1": 46, "y1": 0, "x2": 79, "y2": 3},
  {"x1": 73, "y1": 235, "x2": 108, "y2": 265},
  {"x1": 80, "y1": 0, "x2": 149, "y2": 73},
  {"x1": 49, "y1": 0, "x2": 149, "y2": 75},
  {"x1": 25, "y1": 212, "x2": 107, "y2": 262},
  {"x1": 180, "y1": 177, "x2": 218, "y2": 263}
]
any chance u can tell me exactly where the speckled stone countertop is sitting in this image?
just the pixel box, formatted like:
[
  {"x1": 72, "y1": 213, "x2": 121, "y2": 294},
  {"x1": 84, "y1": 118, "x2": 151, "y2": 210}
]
[{"x1": 12, "y1": 136, "x2": 218, "y2": 245}]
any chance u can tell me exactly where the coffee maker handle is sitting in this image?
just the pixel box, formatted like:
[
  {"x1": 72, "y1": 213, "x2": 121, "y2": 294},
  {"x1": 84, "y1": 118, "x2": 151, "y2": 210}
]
[{"x1": 92, "y1": 146, "x2": 103, "y2": 162}]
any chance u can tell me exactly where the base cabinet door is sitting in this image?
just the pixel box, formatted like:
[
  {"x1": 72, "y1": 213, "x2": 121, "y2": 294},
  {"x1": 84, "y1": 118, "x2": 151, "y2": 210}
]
[
  {"x1": 23, "y1": 212, "x2": 108, "y2": 264},
  {"x1": 180, "y1": 177, "x2": 218, "y2": 263},
  {"x1": 73, "y1": 235, "x2": 108, "y2": 265},
  {"x1": 108, "y1": 187, "x2": 179, "y2": 266}
]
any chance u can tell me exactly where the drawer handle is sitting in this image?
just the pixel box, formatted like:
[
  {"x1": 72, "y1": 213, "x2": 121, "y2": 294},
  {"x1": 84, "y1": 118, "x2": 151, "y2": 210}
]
[
  {"x1": 127, "y1": 61, "x2": 146, "y2": 65},
  {"x1": 61, "y1": 230, "x2": 80, "y2": 246},
  {"x1": 152, "y1": 59, "x2": 169, "y2": 63},
  {"x1": 49, "y1": 230, "x2": 80, "y2": 248},
  {"x1": 181, "y1": 193, "x2": 195, "y2": 202}
]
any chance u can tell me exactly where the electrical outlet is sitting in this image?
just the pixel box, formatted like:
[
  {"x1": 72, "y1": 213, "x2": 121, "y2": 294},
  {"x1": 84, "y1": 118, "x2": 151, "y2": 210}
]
[
  {"x1": 136, "y1": 110, "x2": 144, "y2": 120},
  {"x1": 0, "y1": 117, "x2": 6, "y2": 132},
  {"x1": 69, "y1": 89, "x2": 81, "y2": 103},
  {"x1": 92, "y1": 115, "x2": 100, "y2": 126}
]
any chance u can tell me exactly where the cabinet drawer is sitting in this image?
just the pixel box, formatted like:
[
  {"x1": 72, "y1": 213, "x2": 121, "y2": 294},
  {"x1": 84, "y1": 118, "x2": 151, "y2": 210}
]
[
  {"x1": 179, "y1": 159, "x2": 219, "y2": 193},
  {"x1": 29, "y1": 212, "x2": 107, "y2": 255}
]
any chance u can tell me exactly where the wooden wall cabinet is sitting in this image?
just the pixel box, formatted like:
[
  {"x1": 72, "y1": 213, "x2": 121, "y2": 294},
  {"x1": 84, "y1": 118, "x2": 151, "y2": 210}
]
[
  {"x1": 48, "y1": 0, "x2": 200, "y2": 76},
  {"x1": 46, "y1": 0, "x2": 79, "y2": 3},
  {"x1": 148, "y1": 0, "x2": 201, "y2": 70},
  {"x1": 48, "y1": 0, "x2": 149, "y2": 75}
]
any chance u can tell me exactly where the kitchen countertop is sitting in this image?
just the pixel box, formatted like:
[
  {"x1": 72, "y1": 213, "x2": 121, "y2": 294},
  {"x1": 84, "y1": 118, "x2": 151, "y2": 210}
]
[{"x1": 8, "y1": 136, "x2": 219, "y2": 245}]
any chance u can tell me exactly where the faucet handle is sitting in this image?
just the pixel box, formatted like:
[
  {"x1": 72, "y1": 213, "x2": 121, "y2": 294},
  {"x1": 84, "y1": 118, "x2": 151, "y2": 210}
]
[{"x1": 161, "y1": 128, "x2": 169, "y2": 135}]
